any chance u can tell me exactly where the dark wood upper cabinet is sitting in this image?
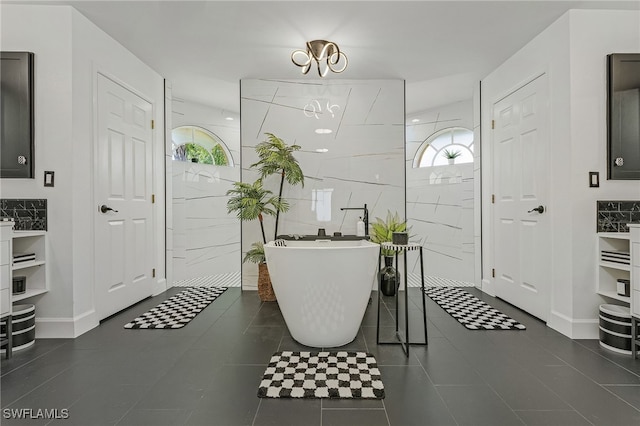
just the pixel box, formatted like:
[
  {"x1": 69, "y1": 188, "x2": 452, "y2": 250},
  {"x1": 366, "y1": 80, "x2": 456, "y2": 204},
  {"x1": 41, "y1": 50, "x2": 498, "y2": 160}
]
[
  {"x1": 608, "y1": 53, "x2": 640, "y2": 180},
  {"x1": 1, "y1": 52, "x2": 35, "y2": 179}
]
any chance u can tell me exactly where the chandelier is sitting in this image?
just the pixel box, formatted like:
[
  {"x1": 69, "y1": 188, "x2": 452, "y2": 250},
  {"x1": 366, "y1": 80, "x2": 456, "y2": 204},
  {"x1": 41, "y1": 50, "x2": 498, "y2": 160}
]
[{"x1": 291, "y1": 40, "x2": 348, "y2": 77}]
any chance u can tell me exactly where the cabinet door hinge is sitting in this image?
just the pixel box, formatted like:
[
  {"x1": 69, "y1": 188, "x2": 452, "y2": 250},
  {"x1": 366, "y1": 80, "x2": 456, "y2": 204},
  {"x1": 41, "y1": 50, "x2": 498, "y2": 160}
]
[
  {"x1": 152, "y1": 268, "x2": 156, "y2": 278},
  {"x1": 491, "y1": 194, "x2": 495, "y2": 204},
  {"x1": 151, "y1": 119, "x2": 155, "y2": 129},
  {"x1": 492, "y1": 268, "x2": 495, "y2": 278},
  {"x1": 491, "y1": 119, "x2": 495, "y2": 129},
  {"x1": 151, "y1": 194, "x2": 155, "y2": 204}
]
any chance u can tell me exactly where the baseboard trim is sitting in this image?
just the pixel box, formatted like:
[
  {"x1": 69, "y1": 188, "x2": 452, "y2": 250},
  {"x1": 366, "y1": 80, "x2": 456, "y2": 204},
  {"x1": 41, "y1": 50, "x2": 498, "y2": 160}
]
[
  {"x1": 152, "y1": 278, "x2": 167, "y2": 296},
  {"x1": 481, "y1": 278, "x2": 495, "y2": 296},
  {"x1": 548, "y1": 310, "x2": 599, "y2": 339},
  {"x1": 35, "y1": 309, "x2": 98, "y2": 338}
]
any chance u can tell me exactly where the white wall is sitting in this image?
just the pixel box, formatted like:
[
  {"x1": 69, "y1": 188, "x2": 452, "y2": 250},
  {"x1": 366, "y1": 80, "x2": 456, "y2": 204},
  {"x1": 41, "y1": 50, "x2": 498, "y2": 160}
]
[
  {"x1": 171, "y1": 99, "x2": 240, "y2": 281},
  {"x1": 0, "y1": 4, "x2": 165, "y2": 337},
  {"x1": 406, "y1": 100, "x2": 475, "y2": 283},
  {"x1": 482, "y1": 9, "x2": 640, "y2": 338}
]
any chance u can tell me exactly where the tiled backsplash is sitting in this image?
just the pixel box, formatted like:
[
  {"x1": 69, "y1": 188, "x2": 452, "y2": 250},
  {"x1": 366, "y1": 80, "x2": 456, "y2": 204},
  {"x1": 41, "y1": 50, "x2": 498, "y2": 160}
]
[
  {"x1": 597, "y1": 200, "x2": 640, "y2": 232},
  {"x1": 0, "y1": 199, "x2": 47, "y2": 231}
]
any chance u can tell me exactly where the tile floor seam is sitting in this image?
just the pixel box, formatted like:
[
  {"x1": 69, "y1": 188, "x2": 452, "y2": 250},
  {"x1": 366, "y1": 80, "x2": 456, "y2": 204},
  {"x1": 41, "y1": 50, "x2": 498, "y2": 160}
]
[
  {"x1": 320, "y1": 407, "x2": 387, "y2": 411},
  {"x1": 243, "y1": 302, "x2": 268, "y2": 335},
  {"x1": 250, "y1": 397, "x2": 262, "y2": 426},
  {"x1": 574, "y1": 339, "x2": 640, "y2": 379},
  {"x1": 0, "y1": 341, "x2": 68, "y2": 378},
  {"x1": 1, "y1": 362, "x2": 75, "y2": 408},
  {"x1": 552, "y1": 354, "x2": 640, "y2": 414},
  {"x1": 484, "y1": 381, "x2": 528, "y2": 426}
]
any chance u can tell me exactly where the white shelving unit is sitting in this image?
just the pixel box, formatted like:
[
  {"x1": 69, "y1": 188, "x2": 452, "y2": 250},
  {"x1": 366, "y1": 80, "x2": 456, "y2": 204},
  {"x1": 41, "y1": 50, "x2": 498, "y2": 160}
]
[
  {"x1": 11, "y1": 230, "x2": 48, "y2": 302},
  {"x1": 597, "y1": 232, "x2": 631, "y2": 304}
]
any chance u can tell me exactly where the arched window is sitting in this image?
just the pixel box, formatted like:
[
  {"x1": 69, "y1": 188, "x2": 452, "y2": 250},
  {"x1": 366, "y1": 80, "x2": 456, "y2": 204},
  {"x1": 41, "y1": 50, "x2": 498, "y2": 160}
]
[
  {"x1": 171, "y1": 125, "x2": 234, "y2": 166},
  {"x1": 413, "y1": 127, "x2": 474, "y2": 168}
]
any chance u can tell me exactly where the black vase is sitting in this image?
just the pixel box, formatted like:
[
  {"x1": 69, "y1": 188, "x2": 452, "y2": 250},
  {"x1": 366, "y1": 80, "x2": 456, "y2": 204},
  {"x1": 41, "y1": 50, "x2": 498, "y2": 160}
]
[{"x1": 380, "y1": 256, "x2": 400, "y2": 296}]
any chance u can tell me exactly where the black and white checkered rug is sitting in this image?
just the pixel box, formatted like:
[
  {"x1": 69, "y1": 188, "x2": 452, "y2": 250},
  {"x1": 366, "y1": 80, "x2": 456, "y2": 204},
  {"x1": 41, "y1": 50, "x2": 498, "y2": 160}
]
[
  {"x1": 124, "y1": 287, "x2": 227, "y2": 329},
  {"x1": 257, "y1": 351, "x2": 385, "y2": 399},
  {"x1": 425, "y1": 287, "x2": 526, "y2": 330}
]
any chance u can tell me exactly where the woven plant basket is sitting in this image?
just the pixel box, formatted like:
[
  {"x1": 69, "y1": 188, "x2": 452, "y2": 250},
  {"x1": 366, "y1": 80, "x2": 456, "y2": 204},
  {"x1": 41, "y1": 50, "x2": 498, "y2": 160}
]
[{"x1": 258, "y1": 263, "x2": 276, "y2": 302}]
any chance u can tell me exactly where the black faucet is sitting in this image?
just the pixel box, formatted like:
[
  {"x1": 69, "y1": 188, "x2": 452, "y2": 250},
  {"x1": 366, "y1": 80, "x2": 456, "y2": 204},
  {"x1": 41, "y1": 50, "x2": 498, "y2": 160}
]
[{"x1": 340, "y1": 203, "x2": 369, "y2": 236}]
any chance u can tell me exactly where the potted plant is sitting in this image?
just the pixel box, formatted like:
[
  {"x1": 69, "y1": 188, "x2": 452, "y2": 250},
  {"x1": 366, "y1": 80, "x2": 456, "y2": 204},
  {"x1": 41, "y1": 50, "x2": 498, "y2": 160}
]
[
  {"x1": 226, "y1": 133, "x2": 304, "y2": 301},
  {"x1": 442, "y1": 148, "x2": 461, "y2": 165},
  {"x1": 370, "y1": 211, "x2": 409, "y2": 296},
  {"x1": 251, "y1": 133, "x2": 305, "y2": 240},
  {"x1": 242, "y1": 242, "x2": 276, "y2": 301},
  {"x1": 226, "y1": 180, "x2": 286, "y2": 301}
]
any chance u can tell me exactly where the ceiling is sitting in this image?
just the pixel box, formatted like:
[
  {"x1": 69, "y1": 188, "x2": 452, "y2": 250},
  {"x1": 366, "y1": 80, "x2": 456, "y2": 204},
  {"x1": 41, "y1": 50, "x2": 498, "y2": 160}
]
[{"x1": 9, "y1": 0, "x2": 640, "y2": 113}]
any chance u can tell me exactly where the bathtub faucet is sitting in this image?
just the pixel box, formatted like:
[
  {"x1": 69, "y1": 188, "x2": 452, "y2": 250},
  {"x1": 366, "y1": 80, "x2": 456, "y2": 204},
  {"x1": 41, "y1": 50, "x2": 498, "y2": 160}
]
[{"x1": 340, "y1": 203, "x2": 369, "y2": 236}]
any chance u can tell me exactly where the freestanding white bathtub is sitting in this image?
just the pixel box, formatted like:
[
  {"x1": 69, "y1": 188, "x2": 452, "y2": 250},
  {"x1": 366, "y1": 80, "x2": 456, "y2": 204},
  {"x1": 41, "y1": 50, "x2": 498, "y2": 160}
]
[{"x1": 264, "y1": 239, "x2": 379, "y2": 347}]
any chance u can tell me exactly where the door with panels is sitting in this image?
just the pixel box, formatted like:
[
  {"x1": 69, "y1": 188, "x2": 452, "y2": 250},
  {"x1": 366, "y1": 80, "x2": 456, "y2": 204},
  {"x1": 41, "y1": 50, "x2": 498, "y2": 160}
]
[
  {"x1": 94, "y1": 74, "x2": 154, "y2": 321},
  {"x1": 492, "y1": 74, "x2": 551, "y2": 322}
]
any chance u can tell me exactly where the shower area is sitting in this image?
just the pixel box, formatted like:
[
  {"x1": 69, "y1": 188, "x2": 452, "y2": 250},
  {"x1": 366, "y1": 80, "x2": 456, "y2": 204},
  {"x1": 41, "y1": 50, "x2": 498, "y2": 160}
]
[
  {"x1": 405, "y1": 98, "x2": 479, "y2": 288},
  {"x1": 169, "y1": 96, "x2": 241, "y2": 288}
]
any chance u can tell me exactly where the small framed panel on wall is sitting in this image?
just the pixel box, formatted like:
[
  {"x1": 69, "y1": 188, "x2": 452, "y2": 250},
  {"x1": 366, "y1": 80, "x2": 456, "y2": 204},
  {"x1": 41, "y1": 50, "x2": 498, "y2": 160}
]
[
  {"x1": 0, "y1": 52, "x2": 35, "y2": 179},
  {"x1": 607, "y1": 53, "x2": 640, "y2": 180}
]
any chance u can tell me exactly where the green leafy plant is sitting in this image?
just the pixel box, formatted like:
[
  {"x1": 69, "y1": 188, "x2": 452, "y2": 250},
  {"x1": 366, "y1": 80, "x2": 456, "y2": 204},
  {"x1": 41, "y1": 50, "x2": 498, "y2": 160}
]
[
  {"x1": 370, "y1": 211, "x2": 409, "y2": 256},
  {"x1": 251, "y1": 133, "x2": 305, "y2": 239},
  {"x1": 226, "y1": 180, "x2": 288, "y2": 244},
  {"x1": 243, "y1": 241, "x2": 266, "y2": 264},
  {"x1": 442, "y1": 148, "x2": 462, "y2": 159}
]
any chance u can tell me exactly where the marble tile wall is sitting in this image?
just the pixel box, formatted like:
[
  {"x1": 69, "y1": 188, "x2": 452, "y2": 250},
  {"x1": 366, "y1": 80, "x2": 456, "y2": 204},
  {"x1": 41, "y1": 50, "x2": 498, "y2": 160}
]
[
  {"x1": 405, "y1": 100, "x2": 475, "y2": 283},
  {"x1": 171, "y1": 99, "x2": 241, "y2": 281},
  {"x1": 0, "y1": 198, "x2": 47, "y2": 230},
  {"x1": 597, "y1": 200, "x2": 640, "y2": 232},
  {"x1": 241, "y1": 79, "x2": 406, "y2": 290}
]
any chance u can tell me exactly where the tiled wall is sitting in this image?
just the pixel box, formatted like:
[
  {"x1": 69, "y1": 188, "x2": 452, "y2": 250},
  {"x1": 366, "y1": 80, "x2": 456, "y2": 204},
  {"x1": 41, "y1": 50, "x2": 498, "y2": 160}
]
[
  {"x1": 405, "y1": 100, "x2": 475, "y2": 283},
  {"x1": 170, "y1": 99, "x2": 241, "y2": 282},
  {"x1": 0, "y1": 199, "x2": 47, "y2": 230},
  {"x1": 241, "y1": 79, "x2": 405, "y2": 290},
  {"x1": 597, "y1": 200, "x2": 640, "y2": 232}
]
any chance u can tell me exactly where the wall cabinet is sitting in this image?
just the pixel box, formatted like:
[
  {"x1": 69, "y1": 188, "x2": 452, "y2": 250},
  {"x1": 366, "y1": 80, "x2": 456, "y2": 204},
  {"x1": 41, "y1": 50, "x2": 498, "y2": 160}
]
[{"x1": 597, "y1": 233, "x2": 631, "y2": 304}]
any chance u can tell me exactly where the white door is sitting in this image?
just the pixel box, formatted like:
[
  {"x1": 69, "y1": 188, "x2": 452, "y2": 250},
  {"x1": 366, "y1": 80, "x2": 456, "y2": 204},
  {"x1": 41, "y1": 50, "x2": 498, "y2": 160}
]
[
  {"x1": 492, "y1": 74, "x2": 550, "y2": 322},
  {"x1": 95, "y1": 74, "x2": 154, "y2": 321}
]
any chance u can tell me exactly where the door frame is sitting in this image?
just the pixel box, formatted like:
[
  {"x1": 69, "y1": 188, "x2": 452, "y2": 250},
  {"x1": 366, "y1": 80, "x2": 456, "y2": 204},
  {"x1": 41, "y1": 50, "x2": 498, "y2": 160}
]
[
  {"x1": 481, "y1": 70, "x2": 551, "y2": 318},
  {"x1": 91, "y1": 67, "x2": 165, "y2": 320}
]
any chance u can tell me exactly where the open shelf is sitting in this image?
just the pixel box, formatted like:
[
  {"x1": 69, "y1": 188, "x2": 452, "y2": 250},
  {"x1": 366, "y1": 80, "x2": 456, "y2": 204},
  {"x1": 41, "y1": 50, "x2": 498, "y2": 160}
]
[
  {"x1": 12, "y1": 260, "x2": 46, "y2": 271},
  {"x1": 597, "y1": 289, "x2": 631, "y2": 304},
  {"x1": 12, "y1": 288, "x2": 48, "y2": 302},
  {"x1": 597, "y1": 233, "x2": 631, "y2": 305}
]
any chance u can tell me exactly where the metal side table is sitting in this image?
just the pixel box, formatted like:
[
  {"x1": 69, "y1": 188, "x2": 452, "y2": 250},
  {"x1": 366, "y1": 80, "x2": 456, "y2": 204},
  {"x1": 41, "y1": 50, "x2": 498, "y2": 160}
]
[{"x1": 376, "y1": 242, "x2": 428, "y2": 357}]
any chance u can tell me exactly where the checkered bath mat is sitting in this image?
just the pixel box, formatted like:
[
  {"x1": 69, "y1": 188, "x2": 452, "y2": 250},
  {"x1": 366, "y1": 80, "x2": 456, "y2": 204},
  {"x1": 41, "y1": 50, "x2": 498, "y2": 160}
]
[
  {"x1": 257, "y1": 351, "x2": 385, "y2": 399},
  {"x1": 425, "y1": 287, "x2": 526, "y2": 330},
  {"x1": 124, "y1": 287, "x2": 227, "y2": 329}
]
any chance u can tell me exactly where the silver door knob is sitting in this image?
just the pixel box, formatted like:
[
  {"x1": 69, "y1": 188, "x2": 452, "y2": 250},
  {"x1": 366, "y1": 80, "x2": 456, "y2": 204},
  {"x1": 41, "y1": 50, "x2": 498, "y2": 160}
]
[
  {"x1": 527, "y1": 205, "x2": 545, "y2": 214},
  {"x1": 614, "y1": 157, "x2": 624, "y2": 167}
]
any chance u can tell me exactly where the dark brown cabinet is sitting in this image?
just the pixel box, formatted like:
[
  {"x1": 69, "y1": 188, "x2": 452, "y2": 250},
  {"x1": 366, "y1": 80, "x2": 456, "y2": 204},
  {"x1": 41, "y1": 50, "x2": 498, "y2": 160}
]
[{"x1": 1, "y1": 52, "x2": 34, "y2": 179}]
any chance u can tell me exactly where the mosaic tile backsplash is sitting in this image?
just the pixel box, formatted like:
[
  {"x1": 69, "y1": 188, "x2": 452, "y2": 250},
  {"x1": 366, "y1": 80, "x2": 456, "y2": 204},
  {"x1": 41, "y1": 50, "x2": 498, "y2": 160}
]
[
  {"x1": 0, "y1": 199, "x2": 47, "y2": 231},
  {"x1": 597, "y1": 200, "x2": 640, "y2": 232}
]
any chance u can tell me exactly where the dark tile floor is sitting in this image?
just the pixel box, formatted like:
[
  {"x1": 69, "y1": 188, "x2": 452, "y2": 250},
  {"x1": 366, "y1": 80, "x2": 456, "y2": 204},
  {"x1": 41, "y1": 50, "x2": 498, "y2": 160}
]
[{"x1": 1, "y1": 287, "x2": 639, "y2": 426}]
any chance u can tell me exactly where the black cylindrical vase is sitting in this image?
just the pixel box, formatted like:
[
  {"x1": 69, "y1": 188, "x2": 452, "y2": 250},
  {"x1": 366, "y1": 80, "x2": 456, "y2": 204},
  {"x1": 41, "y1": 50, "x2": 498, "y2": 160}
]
[{"x1": 380, "y1": 256, "x2": 400, "y2": 296}]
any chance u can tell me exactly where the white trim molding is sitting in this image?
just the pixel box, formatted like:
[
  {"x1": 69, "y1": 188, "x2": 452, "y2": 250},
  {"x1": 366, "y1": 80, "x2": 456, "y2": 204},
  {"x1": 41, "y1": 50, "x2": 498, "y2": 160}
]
[{"x1": 548, "y1": 310, "x2": 599, "y2": 339}]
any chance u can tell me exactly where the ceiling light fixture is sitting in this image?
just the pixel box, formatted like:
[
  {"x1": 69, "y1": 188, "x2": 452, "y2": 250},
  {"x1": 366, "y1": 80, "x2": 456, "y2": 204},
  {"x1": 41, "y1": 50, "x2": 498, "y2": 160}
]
[
  {"x1": 291, "y1": 40, "x2": 348, "y2": 77},
  {"x1": 315, "y1": 128, "x2": 332, "y2": 134}
]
